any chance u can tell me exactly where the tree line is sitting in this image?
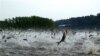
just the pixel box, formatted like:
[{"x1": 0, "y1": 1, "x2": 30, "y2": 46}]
[
  {"x1": 0, "y1": 13, "x2": 100, "y2": 29},
  {"x1": 55, "y1": 13, "x2": 100, "y2": 29},
  {"x1": 0, "y1": 16, "x2": 54, "y2": 29}
]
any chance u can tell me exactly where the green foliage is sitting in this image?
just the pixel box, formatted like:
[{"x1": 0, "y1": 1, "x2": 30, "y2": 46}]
[
  {"x1": 55, "y1": 13, "x2": 100, "y2": 29},
  {"x1": 0, "y1": 16, "x2": 54, "y2": 29}
]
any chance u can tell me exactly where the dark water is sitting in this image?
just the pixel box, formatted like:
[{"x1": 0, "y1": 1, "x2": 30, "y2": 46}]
[{"x1": 0, "y1": 46, "x2": 100, "y2": 56}]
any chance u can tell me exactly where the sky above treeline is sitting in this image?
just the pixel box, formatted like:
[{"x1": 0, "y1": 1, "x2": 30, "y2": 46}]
[{"x1": 0, "y1": 0, "x2": 100, "y2": 21}]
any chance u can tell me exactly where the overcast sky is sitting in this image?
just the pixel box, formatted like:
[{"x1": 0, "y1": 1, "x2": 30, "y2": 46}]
[{"x1": 0, "y1": 0, "x2": 100, "y2": 21}]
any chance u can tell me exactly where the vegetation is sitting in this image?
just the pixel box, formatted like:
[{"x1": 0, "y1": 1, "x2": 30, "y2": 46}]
[
  {"x1": 0, "y1": 16, "x2": 54, "y2": 29},
  {"x1": 0, "y1": 13, "x2": 100, "y2": 29},
  {"x1": 55, "y1": 13, "x2": 100, "y2": 29}
]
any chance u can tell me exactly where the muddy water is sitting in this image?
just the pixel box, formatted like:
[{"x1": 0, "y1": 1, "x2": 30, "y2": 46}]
[
  {"x1": 0, "y1": 39, "x2": 100, "y2": 56},
  {"x1": 0, "y1": 30, "x2": 100, "y2": 56},
  {"x1": 0, "y1": 47, "x2": 100, "y2": 56}
]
